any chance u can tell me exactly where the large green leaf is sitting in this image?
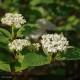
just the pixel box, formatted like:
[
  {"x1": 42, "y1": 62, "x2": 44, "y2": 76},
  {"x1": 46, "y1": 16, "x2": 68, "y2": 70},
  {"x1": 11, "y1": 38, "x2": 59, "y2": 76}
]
[
  {"x1": 0, "y1": 61, "x2": 10, "y2": 72},
  {"x1": 22, "y1": 52, "x2": 51, "y2": 67},
  {"x1": 17, "y1": 24, "x2": 39, "y2": 37},
  {"x1": 55, "y1": 48, "x2": 80, "y2": 60}
]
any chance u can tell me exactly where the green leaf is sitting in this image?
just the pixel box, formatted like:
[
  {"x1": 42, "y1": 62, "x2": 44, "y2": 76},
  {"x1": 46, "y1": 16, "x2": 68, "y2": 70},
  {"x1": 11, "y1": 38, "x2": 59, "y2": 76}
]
[
  {"x1": 0, "y1": 61, "x2": 10, "y2": 72},
  {"x1": 42, "y1": 47, "x2": 48, "y2": 55},
  {"x1": 0, "y1": 28, "x2": 11, "y2": 43},
  {"x1": 12, "y1": 62, "x2": 28, "y2": 72},
  {"x1": 0, "y1": 52, "x2": 16, "y2": 63},
  {"x1": 55, "y1": 47, "x2": 80, "y2": 60},
  {"x1": 17, "y1": 24, "x2": 39, "y2": 37},
  {"x1": 22, "y1": 52, "x2": 51, "y2": 67},
  {"x1": 18, "y1": 53, "x2": 24, "y2": 63},
  {"x1": 0, "y1": 34, "x2": 9, "y2": 43},
  {"x1": 0, "y1": 42, "x2": 8, "y2": 50},
  {"x1": 0, "y1": 28, "x2": 11, "y2": 39}
]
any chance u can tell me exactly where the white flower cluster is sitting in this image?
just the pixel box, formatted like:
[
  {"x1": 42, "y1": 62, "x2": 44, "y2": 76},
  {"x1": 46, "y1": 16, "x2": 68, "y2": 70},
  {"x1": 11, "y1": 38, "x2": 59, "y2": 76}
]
[
  {"x1": 8, "y1": 39, "x2": 31, "y2": 51},
  {"x1": 41, "y1": 33, "x2": 69, "y2": 53},
  {"x1": 1, "y1": 13, "x2": 26, "y2": 28}
]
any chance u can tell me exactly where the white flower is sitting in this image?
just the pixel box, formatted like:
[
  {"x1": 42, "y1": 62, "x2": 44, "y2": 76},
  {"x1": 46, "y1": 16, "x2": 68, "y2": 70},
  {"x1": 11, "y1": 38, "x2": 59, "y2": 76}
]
[
  {"x1": 8, "y1": 39, "x2": 31, "y2": 51},
  {"x1": 1, "y1": 13, "x2": 26, "y2": 28},
  {"x1": 41, "y1": 33, "x2": 69, "y2": 53}
]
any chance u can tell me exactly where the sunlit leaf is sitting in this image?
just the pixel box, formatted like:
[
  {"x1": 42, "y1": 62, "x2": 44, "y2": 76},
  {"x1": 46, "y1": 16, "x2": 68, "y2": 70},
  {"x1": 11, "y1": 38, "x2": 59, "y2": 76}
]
[{"x1": 22, "y1": 52, "x2": 51, "y2": 66}]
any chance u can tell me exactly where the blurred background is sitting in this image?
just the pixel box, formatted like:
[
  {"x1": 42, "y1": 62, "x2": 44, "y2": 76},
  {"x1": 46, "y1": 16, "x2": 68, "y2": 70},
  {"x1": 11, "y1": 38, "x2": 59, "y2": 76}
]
[{"x1": 0, "y1": 0, "x2": 80, "y2": 80}]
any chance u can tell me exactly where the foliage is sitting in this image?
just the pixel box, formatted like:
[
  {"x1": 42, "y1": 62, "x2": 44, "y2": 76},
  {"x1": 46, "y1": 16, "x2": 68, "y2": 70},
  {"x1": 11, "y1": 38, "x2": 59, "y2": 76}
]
[{"x1": 0, "y1": 0, "x2": 80, "y2": 73}]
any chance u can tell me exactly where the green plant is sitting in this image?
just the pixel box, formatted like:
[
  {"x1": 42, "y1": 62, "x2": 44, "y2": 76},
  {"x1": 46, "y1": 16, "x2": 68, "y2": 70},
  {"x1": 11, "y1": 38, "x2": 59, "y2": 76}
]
[{"x1": 0, "y1": 12, "x2": 80, "y2": 73}]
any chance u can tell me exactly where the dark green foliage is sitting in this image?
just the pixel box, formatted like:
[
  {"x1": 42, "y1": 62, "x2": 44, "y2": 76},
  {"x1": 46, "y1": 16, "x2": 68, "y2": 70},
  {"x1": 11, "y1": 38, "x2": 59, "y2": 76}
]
[
  {"x1": 0, "y1": 0, "x2": 80, "y2": 73},
  {"x1": 56, "y1": 47, "x2": 80, "y2": 60}
]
